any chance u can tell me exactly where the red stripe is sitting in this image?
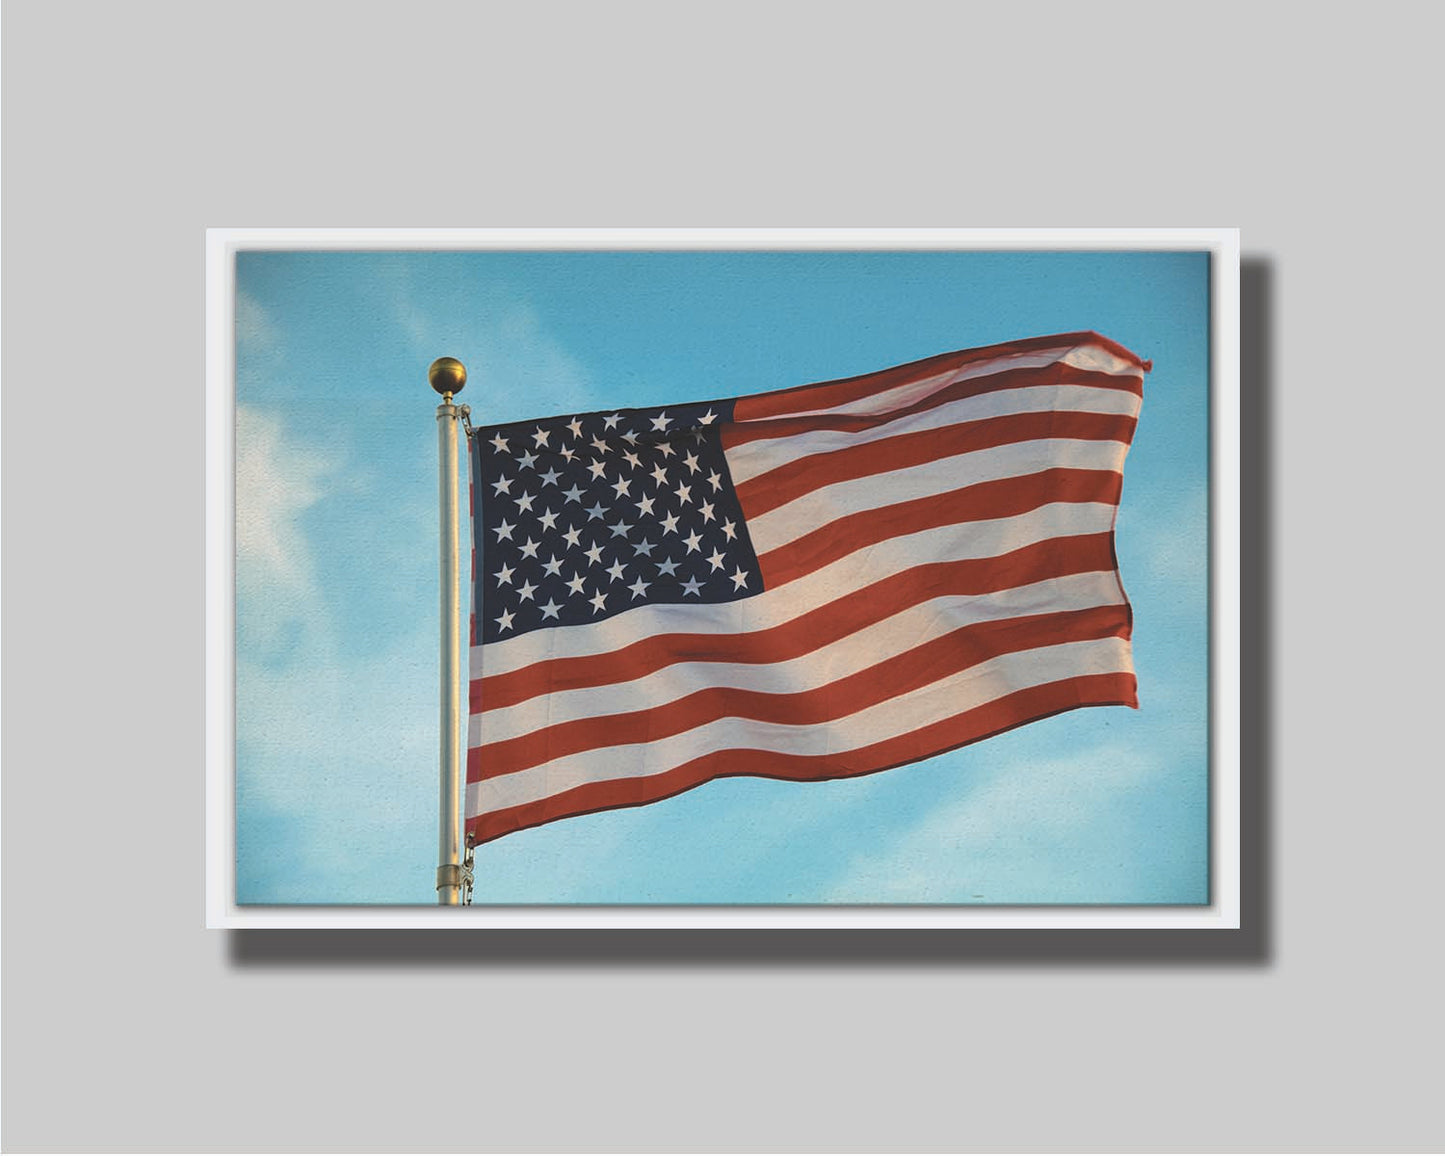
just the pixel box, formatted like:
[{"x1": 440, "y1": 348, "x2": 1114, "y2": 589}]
[
  {"x1": 736, "y1": 410, "x2": 1135, "y2": 520},
  {"x1": 473, "y1": 603, "x2": 1131, "y2": 780},
  {"x1": 722, "y1": 365, "x2": 1142, "y2": 450},
  {"x1": 758, "y1": 468, "x2": 1123, "y2": 588},
  {"x1": 472, "y1": 529, "x2": 1121, "y2": 717},
  {"x1": 467, "y1": 672, "x2": 1138, "y2": 843},
  {"x1": 733, "y1": 332, "x2": 1150, "y2": 422}
]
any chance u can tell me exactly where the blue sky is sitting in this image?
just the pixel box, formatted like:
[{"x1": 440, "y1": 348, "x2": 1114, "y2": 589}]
[{"x1": 233, "y1": 247, "x2": 1209, "y2": 905}]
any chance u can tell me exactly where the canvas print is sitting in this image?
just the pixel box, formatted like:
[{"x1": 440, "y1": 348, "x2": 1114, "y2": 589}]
[{"x1": 227, "y1": 237, "x2": 1215, "y2": 909}]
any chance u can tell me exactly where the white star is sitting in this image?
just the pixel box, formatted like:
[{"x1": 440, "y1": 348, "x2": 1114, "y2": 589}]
[
  {"x1": 590, "y1": 435, "x2": 610, "y2": 455},
  {"x1": 676, "y1": 483, "x2": 693, "y2": 505},
  {"x1": 491, "y1": 475, "x2": 514, "y2": 497},
  {"x1": 660, "y1": 512, "x2": 680, "y2": 535},
  {"x1": 562, "y1": 483, "x2": 585, "y2": 503},
  {"x1": 608, "y1": 518, "x2": 633, "y2": 538},
  {"x1": 610, "y1": 475, "x2": 632, "y2": 499},
  {"x1": 706, "y1": 470, "x2": 722, "y2": 492},
  {"x1": 493, "y1": 519, "x2": 515, "y2": 542},
  {"x1": 495, "y1": 562, "x2": 515, "y2": 585},
  {"x1": 532, "y1": 427, "x2": 551, "y2": 448},
  {"x1": 635, "y1": 494, "x2": 656, "y2": 516},
  {"x1": 565, "y1": 571, "x2": 586, "y2": 596},
  {"x1": 566, "y1": 417, "x2": 584, "y2": 439},
  {"x1": 538, "y1": 508, "x2": 559, "y2": 531},
  {"x1": 488, "y1": 432, "x2": 509, "y2": 453},
  {"x1": 543, "y1": 554, "x2": 564, "y2": 577},
  {"x1": 494, "y1": 607, "x2": 516, "y2": 631},
  {"x1": 681, "y1": 575, "x2": 703, "y2": 597},
  {"x1": 559, "y1": 445, "x2": 576, "y2": 463},
  {"x1": 583, "y1": 542, "x2": 604, "y2": 566},
  {"x1": 515, "y1": 491, "x2": 536, "y2": 513},
  {"x1": 632, "y1": 538, "x2": 656, "y2": 558},
  {"x1": 539, "y1": 598, "x2": 562, "y2": 620},
  {"x1": 651, "y1": 462, "x2": 670, "y2": 488},
  {"x1": 699, "y1": 409, "x2": 718, "y2": 425},
  {"x1": 650, "y1": 411, "x2": 673, "y2": 432},
  {"x1": 721, "y1": 519, "x2": 737, "y2": 541},
  {"x1": 584, "y1": 500, "x2": 608, "y2": 521},
  {"x1": 621, "y1": 429, "x2": 640, "y2": 445},
  {"x1": 706, "y1": 548, "x2": 726, "y2": 572},
  {"x1": 587, "y1": 459, "x2": 608, "y2": 481},
  {"x1": 656, "y1": 557, "x2": 680, "y2": 577},
  {"x1": 657, "y1": 439, "x2": 676, "y2": 459},
  {"x1": 539, "y1": 467, "x2": 561, "y2": 487},
  {"x1": 730, "y1": 567, "x2": 749, "y2": 591},
  {"x1": 699, "y1": 500, "x2": 716, "y2": 523},
  {"x1": 602, "y1": 413, "x2": 622, "y2": 430},
  {"x1": 605, "y1": 558, "x2": 626, "y2": 583},
  {"x1": 562, "y1": 525, "x2": 582, "y2": 549},
  {"x1": 628, "y1": 575, "x2": 651, "y2": 599},
  {"x1": 683, "y1": 529, "x2": 702, "y2": 553},
  {"x1": 623, "y1": 448, "x2": 641, "y2": 470},
  {"x1": 589, "y1": 589, "x2": 608, "y2": 613},
  {"x1": 516, "y1": 449, "x2": 538, "y2": 470},
  {"x1": 682, "y1": 451, "x2": 700, "y2": 475},
  {"x1": 516, "y1": 579, "x2": 537, "y2": 602},
  {"x1": 519, "y1": 538, "x2": 541, "y2": 559}
]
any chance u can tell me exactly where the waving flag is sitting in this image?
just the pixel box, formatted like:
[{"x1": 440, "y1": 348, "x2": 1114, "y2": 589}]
[{"x1": 465, "y1": 332, "x2": 1149, "y2": 846}]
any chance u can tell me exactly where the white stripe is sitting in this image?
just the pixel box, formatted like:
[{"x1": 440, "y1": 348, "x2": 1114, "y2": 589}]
[
  {"x1": 1060, "y1": 344, "x2": 1144, "y2": 377},
  {"x1": 474, "y1": 571, "x2": 1127, "y2": 745},
  {"x1": 744, "y1": 437, "x2": 1129, "y2": 556},
  {"x1": 759, "y1": 341, "x2": 1143, "y2": 422},
  {"x1": 467, "y1": 636, "x2": 1133, "y2": 817},
  {"x1": 471, "y1": 500, "x2": 1120, "y2": 680},
  {"x1": 726, "y1": 384, "x2": 1140, "y2": 485}
]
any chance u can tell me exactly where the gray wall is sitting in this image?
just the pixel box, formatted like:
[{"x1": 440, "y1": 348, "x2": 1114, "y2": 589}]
[{"x1": 5, "y1": 3, "x2": 1440, "y2": 1151}]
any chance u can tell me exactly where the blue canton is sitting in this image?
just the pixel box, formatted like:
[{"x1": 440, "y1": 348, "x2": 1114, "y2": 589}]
[{"x1": 471, "y1": 400, "x2": 762, "y2": 642}]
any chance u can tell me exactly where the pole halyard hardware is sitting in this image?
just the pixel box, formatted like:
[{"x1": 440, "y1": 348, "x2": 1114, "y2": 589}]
[
  {"x1": 456, "y1": 407, "x2": 474, "y2": 903},
  {"x1": 457, "y1": 406, "x2": 475, "y2": 905}
]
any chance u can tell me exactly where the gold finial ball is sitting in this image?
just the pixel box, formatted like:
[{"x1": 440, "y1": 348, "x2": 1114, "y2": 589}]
[{"x1": 428, "y1": 357, "x2": 467, "y2": 396}]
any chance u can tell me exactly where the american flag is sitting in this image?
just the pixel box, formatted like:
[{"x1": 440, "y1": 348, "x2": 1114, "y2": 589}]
[{"x1": 465, "y1": 332, "x2": 1148, "y2": 846}]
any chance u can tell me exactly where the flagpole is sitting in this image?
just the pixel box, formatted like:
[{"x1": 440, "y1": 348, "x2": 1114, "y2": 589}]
[{"x1": 430, "y1": 356, "x2": 467, "y2": 905}]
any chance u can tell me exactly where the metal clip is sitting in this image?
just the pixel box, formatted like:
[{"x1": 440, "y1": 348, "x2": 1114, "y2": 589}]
[
  {"x1": 458, "y1": 404, "x2": 475, "y2": 440},
  {"x1": 461, "y1": 837, "x2": 476, "y2": 905}
]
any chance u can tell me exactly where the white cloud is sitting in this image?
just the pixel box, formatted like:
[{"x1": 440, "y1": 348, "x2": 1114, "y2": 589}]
[
  {"x1": 235, "y1": 288, "x2": 279, "y2": 355},
  {"x1": 236, "y1": 407, "x2": 335, "y2": 604},
  {"x1": 369, "y1": 259, "x2": 600, "y2": 421},
  {"x1": 1119, "y1": 481, "x2": 1209, "y2": 590},
  {"x1": 822, "y1": 740, "x2": 1166, "y2": 904},
  {"x1": 234, "y1": 404, "x2": 347, "y2": 660}
]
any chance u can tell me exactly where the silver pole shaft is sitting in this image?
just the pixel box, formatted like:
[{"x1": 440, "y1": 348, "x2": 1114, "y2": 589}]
[{"x1": 436, "y1": 395, "x2": 463, "y2": 905}]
